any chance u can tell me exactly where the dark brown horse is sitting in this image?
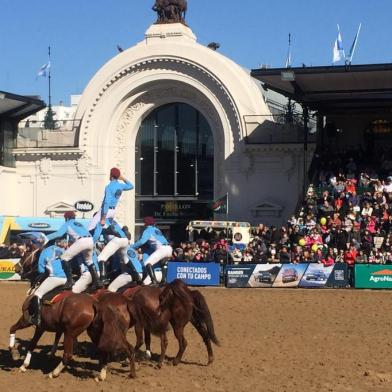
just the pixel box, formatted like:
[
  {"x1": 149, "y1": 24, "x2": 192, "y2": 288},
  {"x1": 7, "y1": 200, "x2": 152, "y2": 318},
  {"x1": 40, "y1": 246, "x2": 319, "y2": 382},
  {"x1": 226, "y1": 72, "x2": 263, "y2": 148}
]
[{"x1": 124, "y1": 279, "x2": 219, "y2": 367}]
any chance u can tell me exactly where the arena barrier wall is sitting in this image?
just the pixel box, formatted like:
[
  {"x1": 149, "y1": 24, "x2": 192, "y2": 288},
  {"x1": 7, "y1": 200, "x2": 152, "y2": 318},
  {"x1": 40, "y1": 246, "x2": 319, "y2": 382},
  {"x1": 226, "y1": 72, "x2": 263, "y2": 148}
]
[
  {"x1": 0, "y1": 259, "x2": 21, "y2": 281},
  {"x1": 225, "y1": 263, "x2": 349, "y2": 288},
  {"x1": 167, "y1": 262, "x2": 221, "y2": 286},
  {"x1": 355, "y1": 264, "x2": 392, "y2": 289}
]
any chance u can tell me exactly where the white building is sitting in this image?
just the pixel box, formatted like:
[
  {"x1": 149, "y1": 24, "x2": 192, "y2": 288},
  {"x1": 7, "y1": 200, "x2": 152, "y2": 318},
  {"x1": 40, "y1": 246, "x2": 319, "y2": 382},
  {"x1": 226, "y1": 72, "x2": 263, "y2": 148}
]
[{"x1": 0, "y1": 22, "x2": 314, "y2": 240}]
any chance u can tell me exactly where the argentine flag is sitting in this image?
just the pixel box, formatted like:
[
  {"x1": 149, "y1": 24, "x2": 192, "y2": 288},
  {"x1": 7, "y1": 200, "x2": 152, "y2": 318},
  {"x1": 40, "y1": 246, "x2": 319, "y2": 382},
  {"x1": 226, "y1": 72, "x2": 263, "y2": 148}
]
[
  {"x1": 332, "y1": 27, "x2": 345, "y2": 64},
  {"x1": 37, "y1": 62, "x2": 51, "y2": 77}
]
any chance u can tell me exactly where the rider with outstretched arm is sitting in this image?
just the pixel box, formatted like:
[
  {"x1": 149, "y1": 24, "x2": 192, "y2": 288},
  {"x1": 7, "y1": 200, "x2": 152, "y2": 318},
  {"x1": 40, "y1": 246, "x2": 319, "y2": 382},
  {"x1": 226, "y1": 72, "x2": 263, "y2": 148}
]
[
  {"x1": 46, "y1": 211, "x2": 102, "y2": 290},
  {"x1": 132, "y1": 216, "x2": 173, "y2": 285},
  {"x1": 30, "y1": 240, "x2": 67, "y2": 326}
]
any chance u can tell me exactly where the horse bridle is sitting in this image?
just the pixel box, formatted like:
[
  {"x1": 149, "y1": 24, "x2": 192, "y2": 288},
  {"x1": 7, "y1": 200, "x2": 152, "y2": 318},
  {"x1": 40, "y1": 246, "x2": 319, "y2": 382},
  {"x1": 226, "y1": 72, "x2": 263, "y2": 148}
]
[{"x1": 16, "y1": 248, "x2": 40, "y2": 277}]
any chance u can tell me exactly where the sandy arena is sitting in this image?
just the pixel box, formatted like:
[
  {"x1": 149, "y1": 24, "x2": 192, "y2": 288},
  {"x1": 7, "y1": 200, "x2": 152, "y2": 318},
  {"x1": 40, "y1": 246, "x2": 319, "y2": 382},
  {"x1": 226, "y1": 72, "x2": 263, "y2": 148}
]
[{"x1": 1, "y1": 283, "x2": 392, "y2": 392}]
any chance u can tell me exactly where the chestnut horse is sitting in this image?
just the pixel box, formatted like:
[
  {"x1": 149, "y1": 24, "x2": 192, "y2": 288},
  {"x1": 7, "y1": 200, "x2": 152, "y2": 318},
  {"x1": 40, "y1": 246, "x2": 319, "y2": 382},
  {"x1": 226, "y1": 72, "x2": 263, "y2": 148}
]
[{"x1": 123, "y1": 279, "x2": 219, "y2": 367}]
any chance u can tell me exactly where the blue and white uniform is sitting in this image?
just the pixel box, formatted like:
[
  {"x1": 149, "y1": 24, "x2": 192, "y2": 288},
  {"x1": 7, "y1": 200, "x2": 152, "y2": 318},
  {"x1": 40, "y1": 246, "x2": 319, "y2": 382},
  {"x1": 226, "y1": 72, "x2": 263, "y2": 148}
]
[
  {"x1": 132, "y1": 225, "x2": 172, "y2": 268},
  {"x1": 93, "y1": 219, "x2": 129, "y2": 264},
  {"x1": 89, "y1": 178, "x2": 134, "y2": 231},
  {"x1": 34, "y1": 245, "x2": 67, "y2": 299},
  {"x1": 72, "y1": 253, "x2": 100, "y2": 294},
  {"x1": 46, "y1": 218, "x2": 94, "y2": 266},
  {"x1": 108, "y1": 247, "x2": 143, "y2": 292}
]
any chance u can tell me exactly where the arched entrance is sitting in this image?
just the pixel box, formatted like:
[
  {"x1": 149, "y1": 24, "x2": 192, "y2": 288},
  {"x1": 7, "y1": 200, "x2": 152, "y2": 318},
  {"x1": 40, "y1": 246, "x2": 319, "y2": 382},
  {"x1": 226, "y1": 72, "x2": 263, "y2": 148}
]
[{"x1": 135, "y1": 102, "x2": 214, "y2": 241}]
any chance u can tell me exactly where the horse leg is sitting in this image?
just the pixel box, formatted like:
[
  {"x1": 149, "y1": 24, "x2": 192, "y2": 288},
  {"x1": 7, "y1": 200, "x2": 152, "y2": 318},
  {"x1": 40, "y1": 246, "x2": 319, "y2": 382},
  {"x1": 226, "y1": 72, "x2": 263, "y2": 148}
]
[
  {"x1": 125, "y1": 341, "x2": 136, "y2": 379},
  {"x1": 49, "y1": 331, "x2": 62, "y2": 358},
  {"x1": 95, "y1": 352, "x2": 108, "y2": 382},
  {"x1": 191, "y1": 318, "x2": 214, "y2": 365},
  {"x1": 19, "y1": 328, "x2": 44, "y2": 372},
  {"x1": 9, "y1": 316, "x2": 31, "y2": 361},
  {"x1": 172, "y1": 325, "x2": 187, "y2": 366},
  {"x1": 134, "y1": 324, "x2": 144, "y2": 353},
  {"x1": 157, "y1": 332, "x2": 168, "y2": 369},
  {"x1": 144, "y1": 328, "x2": 152, "y2": 359},
  {"x1": 49, "y1": 332, "x2": 73, "y2": 378}
]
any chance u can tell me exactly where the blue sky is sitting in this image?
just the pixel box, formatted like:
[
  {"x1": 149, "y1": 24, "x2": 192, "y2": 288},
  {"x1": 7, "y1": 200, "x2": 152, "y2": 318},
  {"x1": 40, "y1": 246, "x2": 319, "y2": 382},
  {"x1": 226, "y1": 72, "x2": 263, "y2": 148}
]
[{"x1": 1, "y1": 0, "x2": 391, "y2": 105}]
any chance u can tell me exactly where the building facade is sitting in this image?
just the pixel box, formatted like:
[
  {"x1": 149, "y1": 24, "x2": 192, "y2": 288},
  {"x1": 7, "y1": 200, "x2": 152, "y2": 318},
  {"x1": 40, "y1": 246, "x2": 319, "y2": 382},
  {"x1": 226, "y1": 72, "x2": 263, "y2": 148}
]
[{"x1": 1, "y1": 23, "x2": 314, "y2": 240}]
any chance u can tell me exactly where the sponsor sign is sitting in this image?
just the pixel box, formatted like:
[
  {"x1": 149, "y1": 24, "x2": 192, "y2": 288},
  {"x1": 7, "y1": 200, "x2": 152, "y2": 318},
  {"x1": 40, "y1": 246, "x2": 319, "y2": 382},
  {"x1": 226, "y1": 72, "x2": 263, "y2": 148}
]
[
  {"x1": 355, "y1": 264, "x2": 392, "y2": 289},
  {"x1": 273, "y1": 263, "x2": 308, "y2": 288},
  {"x1": 167, "y1": 262, "x2": 220, "y2": 286},
  {"x1": 299, "y1": 264, "x2": 334, "y2": 288},
  {"x1": 74, "y1": 201, "x2": 94, "y2": 212},
  {"x1": 326, "y1": 263, "x2": 349, "y2": 288},
  {"x1": 225, "y1": 264, "x2": 281, "y2": 288},
  {"x1": 0, "y1": 259, "x2": 21, "y2": 281}
]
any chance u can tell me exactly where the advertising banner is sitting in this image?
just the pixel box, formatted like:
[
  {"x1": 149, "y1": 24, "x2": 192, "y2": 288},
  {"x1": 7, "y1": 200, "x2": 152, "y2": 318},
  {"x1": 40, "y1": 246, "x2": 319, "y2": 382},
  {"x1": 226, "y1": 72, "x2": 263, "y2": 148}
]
[
  {"x1": 225, "y1": 264, "x2": 281, "y2": 288},
  {"x1": 326, "y1": 263, "x2": 349, "y2": 288},
  {"x1": 273, "y1": 263, "x2": 307, "y2": 288},
  {"x1": 167, "y1": 262, "x2": 220, "y2": 286},
  {"x1": 299, "y1": 264, "x2": 334, "y2": 288},
  {"x1": 0, "y1": 259, "x2": 21, "y2": 281},
  {"x1": 355, "y1": 264, "x2": 392, "y2": 289}
]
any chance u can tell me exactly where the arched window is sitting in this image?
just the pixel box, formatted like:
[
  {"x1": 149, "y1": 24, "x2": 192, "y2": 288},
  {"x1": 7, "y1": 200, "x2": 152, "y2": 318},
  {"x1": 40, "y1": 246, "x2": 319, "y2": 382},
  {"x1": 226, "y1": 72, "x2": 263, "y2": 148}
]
[{"x1": 135, "y1": 103, "x2": 214, "y2": 199}]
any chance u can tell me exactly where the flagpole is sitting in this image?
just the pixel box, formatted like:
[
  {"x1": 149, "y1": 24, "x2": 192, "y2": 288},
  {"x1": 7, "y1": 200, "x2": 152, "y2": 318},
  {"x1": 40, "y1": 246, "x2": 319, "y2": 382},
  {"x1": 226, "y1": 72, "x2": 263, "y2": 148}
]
[
  {"x1": 285, "y1": 33, "x2": 292, "y2": 68},
  {"x1": 48, "y1": 46, "x2": 52, "y2": 108},
  {"x1": 348, "y1": 23, "x2": 362, "y2": 65},
  {"x1": 226, "y1": 193, "x2": 229, "y2": 266},
  {"x1": 43, "y1": 45, "x2": 55, "y2": 130}
]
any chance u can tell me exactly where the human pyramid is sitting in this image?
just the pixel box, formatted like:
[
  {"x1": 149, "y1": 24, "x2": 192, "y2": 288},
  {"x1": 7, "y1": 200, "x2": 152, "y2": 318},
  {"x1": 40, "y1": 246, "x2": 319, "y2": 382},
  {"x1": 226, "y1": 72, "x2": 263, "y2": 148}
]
[{"x1": 7, "y1": 169, "x2": 218, "y2": 380}]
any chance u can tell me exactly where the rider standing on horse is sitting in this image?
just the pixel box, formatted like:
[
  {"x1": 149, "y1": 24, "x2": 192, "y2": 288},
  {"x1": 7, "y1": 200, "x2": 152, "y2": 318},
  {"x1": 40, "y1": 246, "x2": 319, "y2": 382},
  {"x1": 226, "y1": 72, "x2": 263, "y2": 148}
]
[
  {"x1": 71, "y1": 252, "x2": 101, "y2": 294},
  {"x1": 89, "y1": 168, "x2": 134, "y2": 232},
  {"x1": 93, "y1": 218, "x2": 141, "y2": 284},
  {"x1": 46, "y1": 211, "x2": 102, "y2": 290},
  {"x1": 132, "y1": 216, "x2": 173, "y2": 285},
  {"x1": 107, "y1": 247, "x2": 143, "y2": 292},
  {"x1": 30, "y1": 240, "x2": 67, "y2": 326}
]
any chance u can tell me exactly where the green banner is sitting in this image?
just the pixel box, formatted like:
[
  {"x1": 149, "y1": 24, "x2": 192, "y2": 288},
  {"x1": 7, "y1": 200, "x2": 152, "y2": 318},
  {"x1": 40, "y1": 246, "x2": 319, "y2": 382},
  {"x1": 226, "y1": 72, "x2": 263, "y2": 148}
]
[{"x1": 355, "y1": 264, "x2": 392, "y2": 289}]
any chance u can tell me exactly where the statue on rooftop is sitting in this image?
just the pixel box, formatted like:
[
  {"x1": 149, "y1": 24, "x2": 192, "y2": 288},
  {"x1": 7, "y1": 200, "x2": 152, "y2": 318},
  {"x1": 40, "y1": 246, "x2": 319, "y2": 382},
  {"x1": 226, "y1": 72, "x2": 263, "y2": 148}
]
[{"x1": 152, "y1": 0, "x2": 188, "y2": 24}]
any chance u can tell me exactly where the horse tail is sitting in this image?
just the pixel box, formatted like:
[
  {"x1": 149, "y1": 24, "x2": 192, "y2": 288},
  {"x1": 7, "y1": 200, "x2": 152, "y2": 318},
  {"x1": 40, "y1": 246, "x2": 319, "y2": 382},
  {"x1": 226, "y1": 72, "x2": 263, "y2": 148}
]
[{"x1": 191, "y1": 290, "x2": 220, "y2": 347}]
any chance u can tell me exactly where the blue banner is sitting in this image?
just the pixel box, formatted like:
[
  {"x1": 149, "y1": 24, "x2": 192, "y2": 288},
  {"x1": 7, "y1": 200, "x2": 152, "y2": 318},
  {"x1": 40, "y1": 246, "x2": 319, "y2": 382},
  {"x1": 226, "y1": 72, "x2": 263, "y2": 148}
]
[{"x1": 167, "y1": 262, "x2": 220, "y2": 286}]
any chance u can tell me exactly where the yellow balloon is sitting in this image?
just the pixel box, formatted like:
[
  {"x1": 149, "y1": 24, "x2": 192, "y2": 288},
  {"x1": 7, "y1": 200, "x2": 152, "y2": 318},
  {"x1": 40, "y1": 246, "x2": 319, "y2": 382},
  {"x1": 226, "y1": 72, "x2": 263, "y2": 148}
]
[
  {"x1": 320, "y1": 217, "x2": 327, "y2": 225},
  {"x1": 312, "y1": 244, "x2": 319, "y2": 252},
  {"x1": 299, "y1": 238, "x2": 306, "y2": 246}
]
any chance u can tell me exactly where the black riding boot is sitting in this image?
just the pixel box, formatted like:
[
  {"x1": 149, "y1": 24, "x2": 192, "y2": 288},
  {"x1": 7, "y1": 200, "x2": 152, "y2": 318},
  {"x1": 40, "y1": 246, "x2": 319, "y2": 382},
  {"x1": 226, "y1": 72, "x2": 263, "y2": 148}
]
[
  {"x1": 88, "y1": 264, "x2": 104, "y2": 290},
  {"x1": 160, "y1": 263, "x2": 168, "y2": 285},
  {"x1": 145, "y1": 264, "x2": 158, "y2": 285},
  {"x1": 99, "y1": 260, "x2": 106, "y2": 280},
  {"x1": 61, "y1": 260, "x2": 74, "y2": 290},
  {"x1": 31, "y1": 296, "x2": 41, "y2": 327},
  {"x1": 128, "y1": 262, "x2": 142, "y2": 284}
]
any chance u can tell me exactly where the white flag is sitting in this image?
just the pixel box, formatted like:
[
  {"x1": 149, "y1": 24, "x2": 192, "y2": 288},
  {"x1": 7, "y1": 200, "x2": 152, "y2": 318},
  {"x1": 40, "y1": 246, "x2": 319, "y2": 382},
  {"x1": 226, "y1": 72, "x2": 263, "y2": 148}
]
[
  {"x1": 37, "y1": 62, "x2": 51, "y2": 77},
  {"x1": 333, "y1": 28, "x2": 345, "y2": 63}
]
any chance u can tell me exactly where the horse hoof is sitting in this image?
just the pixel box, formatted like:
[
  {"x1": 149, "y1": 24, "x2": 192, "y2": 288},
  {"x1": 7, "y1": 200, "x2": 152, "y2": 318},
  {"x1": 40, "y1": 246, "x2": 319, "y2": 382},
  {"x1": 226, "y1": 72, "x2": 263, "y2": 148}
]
[
  {"x1": 145, "y1": 350, "x2": 152, "y2": 359},
  {"x1": 19, "y1": 365, "x2": 27, "y2": 373},
  {"x1": 94, "y1": 377, "x2": 101, "y2": 383}
]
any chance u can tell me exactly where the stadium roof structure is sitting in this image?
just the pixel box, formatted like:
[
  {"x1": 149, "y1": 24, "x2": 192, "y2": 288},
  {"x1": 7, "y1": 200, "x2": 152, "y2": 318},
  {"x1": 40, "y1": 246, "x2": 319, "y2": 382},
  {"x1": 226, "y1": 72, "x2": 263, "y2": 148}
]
[
  {"x1": 251, "y1": 63, "x2": 392, "y2": 114},
  {"x1": 0, "y1": 91, "x2": 45, "y2": 121}
]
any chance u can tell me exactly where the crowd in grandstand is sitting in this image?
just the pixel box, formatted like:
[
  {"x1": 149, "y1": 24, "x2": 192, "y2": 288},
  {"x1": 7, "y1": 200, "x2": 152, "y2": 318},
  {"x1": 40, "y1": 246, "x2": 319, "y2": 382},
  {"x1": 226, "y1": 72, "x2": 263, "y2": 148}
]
[{"x1": 174, "y1": 149, "x2": 392, "y2": 265}]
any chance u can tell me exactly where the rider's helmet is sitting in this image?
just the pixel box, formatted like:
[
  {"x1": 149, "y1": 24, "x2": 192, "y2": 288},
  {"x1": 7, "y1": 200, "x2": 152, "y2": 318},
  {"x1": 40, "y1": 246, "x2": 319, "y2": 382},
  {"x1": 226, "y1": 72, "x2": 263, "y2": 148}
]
[
  {"x1": 110, "y1": 167, "x2": 121, "y2": 179},
  {"x1": 64, "y1": 211, "x2": 76, "y2": 220},
  {"x1": 143, "y1": 216, "x2": 155, "y2": 226}
]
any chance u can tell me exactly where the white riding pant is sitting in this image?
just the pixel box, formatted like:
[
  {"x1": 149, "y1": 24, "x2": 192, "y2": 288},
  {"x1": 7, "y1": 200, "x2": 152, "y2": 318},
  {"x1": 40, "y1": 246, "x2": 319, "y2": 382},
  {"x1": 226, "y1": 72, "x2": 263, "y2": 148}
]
[
  {"x1": 144, "y1": 245, "x2": 173, "y2": 267},
  {"x1": 98, "y1": 237, "x2": 129, "y2": 263},
  {"x1": 61, "y1": 237, "x2": 94, "y2": 266},
  {"x1": 72, "y1": 271, "x2": 93, "y2": 294},
  {"x1": 34, "y1": 277, "x2": 67, "y2": 299},
  {"x1": 88, "y1": 209, "x2": 117, "y2": 231},
  {"x1": 108, "y1": 273, "x2": 134, "y2": 292}
]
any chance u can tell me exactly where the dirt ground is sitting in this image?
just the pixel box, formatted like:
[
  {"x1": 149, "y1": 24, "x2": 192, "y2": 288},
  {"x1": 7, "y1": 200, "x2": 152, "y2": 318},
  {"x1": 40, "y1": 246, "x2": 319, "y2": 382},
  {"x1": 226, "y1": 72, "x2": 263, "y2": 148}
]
[{"x1": 1, "y1": 283, "x2": 392, "y2": 392}]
